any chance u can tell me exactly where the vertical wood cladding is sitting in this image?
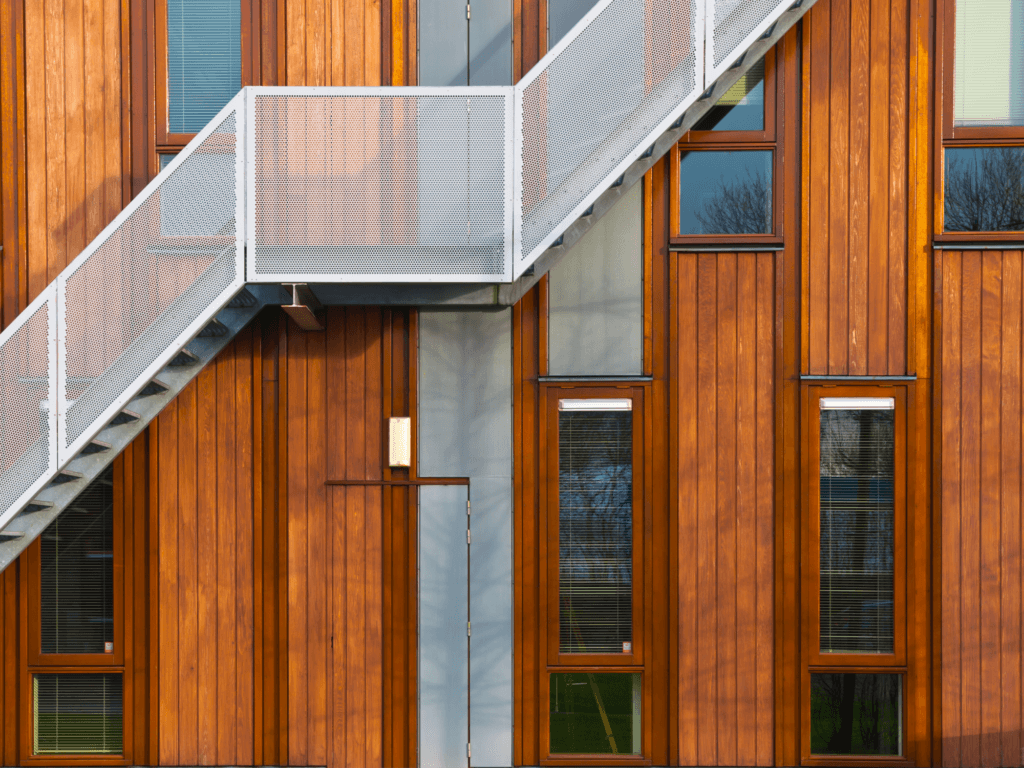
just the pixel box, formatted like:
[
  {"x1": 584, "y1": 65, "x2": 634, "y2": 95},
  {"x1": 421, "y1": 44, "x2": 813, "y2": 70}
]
[
  {"x1": 941, "y1": 250, "x2": 1024, "y2": 768},
  {"x1": 674, "y1": 252, "x2": 776, "y2": 767},
  {"x1": 284, "y1": 0, "x2": 382, "y2": 86},
  {"x1": 802, "y1": 0, "x2": 909, "y2": 376}
]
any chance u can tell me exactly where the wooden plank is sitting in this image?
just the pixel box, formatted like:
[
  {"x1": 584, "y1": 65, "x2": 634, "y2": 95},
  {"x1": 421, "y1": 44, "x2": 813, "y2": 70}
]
[
  {"x1": 158, "y1": 404, "x2": 180, "y2": 765},
  {"x1": 235, "y1": 330, "x2": 255, "y2": 765},
  {"x1": 696, "y1": 254, "x2": 718, "y2": 766},
  {"x1": 347, "y1": 308, "x2": 369, "y2": 479},
  {"x1": 941, "y1": 252, "x2": 963, "y2": 767},
  {"x1": 366, "y1": 309, "x2": 384, "y2": 481},
  {"x1": 735, "y1": 253, "x2": 757, "y2": 767},
  {"x1": 847, "y1": 0, "x2": 869, "y2": 375},
  {"x1": 716, "y1": 253, "x2": 738, "y2": 766},
  {"x1": 102, "y1": 0, "x2": 119, "y2": 225},
  {"x1": 307, "y1": 327, "x2": 329, "y2": 765},
  {"x1": 827, "y1": 0, "x2": 850, "y2": 374},
  {"x1": 82, "y1": 0, "x2": 104, "y2": 241},
  {"x1": 63, "y1": 0, "x2": 85, "y2": 264},
  {"x1": 330, "y1": 487, "x2": 348, "y2": 768},
  {"x1": 887, "y1": 0, "x2": 908, "y2": 375},
  {"x1": 978, "y1": 252, "x2": 1001, "y2": 768},
  {"x1": 347, "y1": 485, "x2": 368, "y2": 767},
  {"x1": 754, "y1": 252, "x2": 774, "y2": 766},
  {"x1": 178, "y1": 381, "x2": 200, "y2": 765},
  {"x1": 197, "y1": 365, "x2": 218, "y2": 764},
  {"x1": 867, "y1": 0, "x2": 890, "y2": 374},
  {"x1": 285, "y1": 0, "x2": 304, "y2": 84},
  {"x1": 807, "y1": 3, "x2": 830, "y2": 375},
  {"x1": 215, "y1": 347, "x2": 239, "y2": 765},
  {"x1": 307, "y1": 0, "x2": 325, "y2": 85},
  {"x1": 960, "y1": 253, "x2": 982, "y2": 768},
  {"x1": 366, "y1": 485, "x2": 384, "y2": 767},
  {"x1": 44, "y1": 0, "x2": 66, "y2": 283},
  {"x1": 287, "y1": 326, "x2": 309, "y2": 764},
  {"x1": 999, "y1": 253, "x2": 1022, "y2": 768}
]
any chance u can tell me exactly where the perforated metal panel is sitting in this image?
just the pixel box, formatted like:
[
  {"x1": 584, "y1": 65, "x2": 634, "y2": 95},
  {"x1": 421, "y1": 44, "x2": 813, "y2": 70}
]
[
  {"x1": 246, "y1": 87, "x2": 513, "y2": 282},
  {"x1": 57, "y1": 94, "x2": 245, "y2": 462},
  {"x1": 0, "y1": 286, "x2": 56, "y2": 529},
  {"x1": 515, "y1": 0, "x2": 701, "y2": 273},
  {"x1": 706, "y1": 0, "x2": 792, "y2": 82}
]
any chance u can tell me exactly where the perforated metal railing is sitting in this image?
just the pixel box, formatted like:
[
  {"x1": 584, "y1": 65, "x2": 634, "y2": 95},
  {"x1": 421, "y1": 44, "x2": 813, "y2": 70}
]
[{"x1": 0, "y1": 0, "x2": 807, "y2": 540}]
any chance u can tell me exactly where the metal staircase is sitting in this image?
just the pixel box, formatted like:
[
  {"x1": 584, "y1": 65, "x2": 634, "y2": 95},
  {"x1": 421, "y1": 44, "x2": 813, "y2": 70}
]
[{"x1": 0, "y1": 0, "x2": 816, "y2": 571}]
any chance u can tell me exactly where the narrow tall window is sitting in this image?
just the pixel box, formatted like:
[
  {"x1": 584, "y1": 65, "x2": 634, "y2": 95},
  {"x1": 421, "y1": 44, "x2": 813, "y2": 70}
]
[
  {"x1": 819, "y1": 398, "x2": 895, "y2": 655},
  {"x1": 953, "y1": 0, "x2": 1024, "y2": 127},
  {"x1": 558, "y1": 399, "x2": 633, "y2": 654}
]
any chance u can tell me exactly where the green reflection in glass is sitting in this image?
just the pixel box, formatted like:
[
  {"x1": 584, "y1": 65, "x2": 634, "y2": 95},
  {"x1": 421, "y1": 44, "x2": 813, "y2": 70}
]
[
  {"x1": 694, "y1": 58, "x2": 765, "y2": 132},
  {"x1": 810, "y1": 673, "x2": 902, "y2": 756},
  {"x1": 550, "y1": 672, "x2": 641, "y2": 755}
]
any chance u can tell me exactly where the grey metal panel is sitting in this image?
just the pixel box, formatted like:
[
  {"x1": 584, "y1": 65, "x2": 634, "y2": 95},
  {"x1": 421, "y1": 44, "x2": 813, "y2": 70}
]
[
  {"x1": 420, "y1": 0, "x2": 468, "y2": 85},
  {"x1": 548, "y1": 0, "x2": 601, "y2": 48},
  {"x1": 469, "y1": 0, "x2": 511, "y2": 85},
  {"x1": 419, "y1": 484, "x2": 469, "y2": 768},
  {"x1": 548, "y1": 182, "x2": 642, "y2": 376},
  {"x1": 418, "y1": 309, "x2": 512, "y2": 767}
]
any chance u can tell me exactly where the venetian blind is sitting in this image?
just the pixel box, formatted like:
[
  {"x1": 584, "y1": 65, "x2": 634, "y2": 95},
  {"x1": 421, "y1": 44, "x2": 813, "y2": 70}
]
[
  {"x1": 167, "y1": 0, "x2": 241, "y2": 134},
  {"x1": 558, "y1": 401, "x2": 633, "y2": 654},
  {"x1": 954, "y1": 0, "x2": 1024, "y2": 126},
  {"x1": 40, "y1": 468, "x2": 113, "y2": 654},
  {"x1": 819, "y1": 400, "x2": 895, "y2": 654},
  {"x1": 33, "y1": 673, "x2": 123, "y2": 755}
]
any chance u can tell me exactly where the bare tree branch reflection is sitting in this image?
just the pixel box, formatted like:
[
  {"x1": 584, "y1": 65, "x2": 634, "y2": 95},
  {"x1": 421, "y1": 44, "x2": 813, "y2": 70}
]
[
  {"x1": 945, "y1": 146, "x2": 1024, "y2": 232},
  {"x1": 694, "y1": 166, "x2": 771, "y2": 235}
]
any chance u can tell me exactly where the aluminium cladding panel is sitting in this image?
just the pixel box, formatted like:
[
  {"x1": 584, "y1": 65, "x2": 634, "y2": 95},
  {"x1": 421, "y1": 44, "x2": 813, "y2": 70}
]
[
  {"x1": 705, "y1": 0, "x2": 796, "y2": 82},
  {"x1": 548, "y1": 182, "x2": 642, "y2": 376},
  {"x1": 245, "y1": 87, "x2": 514, "y2": 284},
  {"x1": 513, "y1": 0, "x2": 702, "y2": 277},
  {"x1": 418, "y1": 309, "x2": 513, "y2": 767},
  {"x1": 0, "y1": 285, "x2": 57, "y2": 530},
  {"x1": 56, "y1": 93, "x2": 246, "y2": 463},
  {"x1": 419, "y1": 483, "x2": 470, "y2": 768}
]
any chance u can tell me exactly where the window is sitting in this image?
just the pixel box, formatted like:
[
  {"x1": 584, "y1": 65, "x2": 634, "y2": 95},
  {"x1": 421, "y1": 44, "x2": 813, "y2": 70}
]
[
  {"x1": 418, "y1": 0, "x2": 511, "y2": 85},
  {"x1": 804, "y1": 389, "x2": 907, "y2": 762},
  {"x1": 156, "y1": 0, "x2": 248, "y2": 159},
  {"x1": 671, "y1": 52, "x2": 780, "y2": 243},
  {"x1": 28, "y1": 469, "x2": 124, "y2": 758},
  {"x1": 543, "y1": 389, "x2": 646, "y2": 762},
  {"x1": 940, "y1": 0, "x2": 1024, "y2": 233}
]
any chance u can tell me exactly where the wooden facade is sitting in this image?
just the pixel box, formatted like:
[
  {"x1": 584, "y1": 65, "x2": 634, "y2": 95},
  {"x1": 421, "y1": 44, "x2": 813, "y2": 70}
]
[{"x1": 0, "y1": 0, "x2": 1021, "y2": 765}]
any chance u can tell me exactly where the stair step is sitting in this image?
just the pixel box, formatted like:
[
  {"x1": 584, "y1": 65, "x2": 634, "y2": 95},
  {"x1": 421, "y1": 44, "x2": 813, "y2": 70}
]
[
  {"x1": 198, "y1": 319, "x2": 228, "y2": 338},
  {"x1": 226, "y1": 288, "x2": 258, "y2": 308},
  {"x1": 50, "y1": 470, "x2": 84, "y2": 486},
  {"x1": 24, "y1": 500, "x2": 52, "y2": 514},
  {"x1": 81, "y1": 440, "x2": 112, "y2": 456},
  {"x1": 138, "y1": 379, "x2": 169, "y2": 397},
  {"x1": 168, "y1": 349, "x2": 199, "y2": 367},
  {"x1": 110, "y1": 410, "x2": 140, "y2": 426},
  {"x1": 0, "y1": 531, "x2": 24, "y2": 542}
]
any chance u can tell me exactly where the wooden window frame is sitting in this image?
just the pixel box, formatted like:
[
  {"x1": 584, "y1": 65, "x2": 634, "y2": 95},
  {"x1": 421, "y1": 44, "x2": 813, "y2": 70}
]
[
  {"x1": 22, "y1": 484, "x2": 129, "y2": 765},
  {"x1": 670, "y1": 49, "x2": 782, "y2": 247},
  {"x1": 540, "y1": 384, "x2": 651, "y2": 766},
  {"x1": 800, "y1": 383, "x2": 912, "y2": 767},
  {"x1": 935, "y1": 0, "x2": 1024, "y2": 239},
  {"x1": 155, "y1": 0, "x2": 254, "y2": 152}
]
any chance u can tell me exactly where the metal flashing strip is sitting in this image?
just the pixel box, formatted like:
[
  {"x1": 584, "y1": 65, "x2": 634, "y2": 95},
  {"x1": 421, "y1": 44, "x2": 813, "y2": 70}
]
[
  {"x1": 933, "y1": 241, "x2": 1024, "y2": 250},
  {"x1": 800, "y1": 375, "x2": 917, "y2": 382},
  {"x1": 670, "y1": 244, "x2": 785, "y2": 252}
]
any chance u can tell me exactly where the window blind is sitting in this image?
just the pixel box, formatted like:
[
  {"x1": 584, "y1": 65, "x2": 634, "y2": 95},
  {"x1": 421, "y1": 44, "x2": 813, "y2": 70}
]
[
  {"x1": 819, "y1": 403, "x2": 895, "y2": 654},
  {"x1": 40, "y1": 468, "x2": 113, "y2": 655},
  {"x1": 167, "y1": 0, "x2": 241, "y2": 134},
  {"x1": 954, "y1": 0, "x2": 1024, "y2": 127},
  {"x1": 33, "y1": 673, "x2": 123, "y2": 755},
  {"x1": 558, "y1": 403, "x2": 633, "y2": 654}
]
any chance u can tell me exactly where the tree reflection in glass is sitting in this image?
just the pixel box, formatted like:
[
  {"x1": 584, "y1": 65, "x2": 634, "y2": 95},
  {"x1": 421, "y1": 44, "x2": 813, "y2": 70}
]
[
  {"x1": 678, "y1": 150, "x2": 772, "y2": 235},
  {"x1": 945, "y1": 146, "x2": 1024, "y2": 232}
]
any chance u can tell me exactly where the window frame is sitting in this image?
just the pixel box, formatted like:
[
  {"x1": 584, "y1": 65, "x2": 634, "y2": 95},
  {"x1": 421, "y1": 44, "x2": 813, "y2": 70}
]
[
  {"x1": 540, "y1": 384, "x2": 651, "y2": 766},
  {"x1": 800, "y1": 383, "x2": 911, "y2": 767},
  {"x1": 669, "y1": 50, "x2": 782, "y2": 245},
  {"x1": 936, "y1": 0, "x2": 1024, "y2": 238},
  {"x1": 154, "y1": 0, "x2": 254, "y2": 154},
  {"x1": 22, "y1": 472, "x2": 129, "y2": 765}
]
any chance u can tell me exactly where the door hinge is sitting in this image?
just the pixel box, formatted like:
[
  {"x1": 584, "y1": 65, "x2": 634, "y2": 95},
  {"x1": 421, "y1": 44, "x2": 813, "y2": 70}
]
[
  {"x1": 467, "y1": 528, "x2": 472, "y2": 544},
  {"x1": 468, "y1": 743, "x2": 472, "y2": 758},
  {"x1": 467, "y1": 499, "x2": 471, "y2": 516},
  {"x1": 467, "y1": 621, "x2": 471, "y2": 637},
  {"x1": 466, "y1": 3, "x2": 471, "y2": 19}
]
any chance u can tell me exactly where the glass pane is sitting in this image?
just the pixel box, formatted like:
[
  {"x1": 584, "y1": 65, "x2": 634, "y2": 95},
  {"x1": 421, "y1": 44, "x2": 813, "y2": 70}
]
[
  {"x1": 550, "y1": 672, "x2": 641, "y2": 755},
  {"x1": 819, "y1": 407, "x2": 895, "y2": 654},
  {"x1": 167, "y1": 0, "x2": 241, "y2": 133},
  {"x1": 810, "y1": 673, "x2": 902, "y2": 756},
  {"x1": 40, "y1": 469, "x2": 114, "y2": 655},
  {"x1": 678, "y1": 150, "x2": 772, "y2": 235},
  {"x1": 954, "y1": 0, "x2": 1024, "y2": 127},
  {"x1": 159, "y1": 153, "x2": 176, "y2": 171},
  {"x1": 558, "y1": 406, "x2": 632, "y2": 654},
  {"x1": 33, "y1": 674, "x2": 123, "y2": 755},
  {"x1": 548, "y1": 0, "x2": 601, "y2": 49},
  {"x1": 693, "y1": 58, "x2": 765, "y2": 131},
  {"x1": 944, "y1": 146, "x2": 1024, "y2": 232}
]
